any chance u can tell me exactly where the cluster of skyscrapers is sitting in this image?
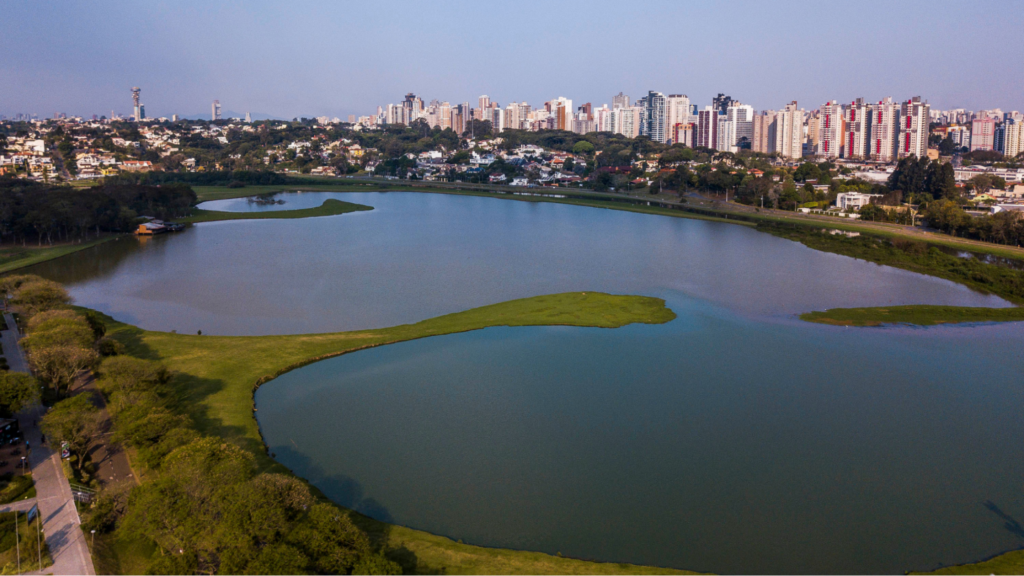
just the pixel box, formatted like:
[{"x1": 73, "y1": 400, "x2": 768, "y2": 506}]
[{"x1": 362, "y1": 91, "x2": 1024, "y2": 161}]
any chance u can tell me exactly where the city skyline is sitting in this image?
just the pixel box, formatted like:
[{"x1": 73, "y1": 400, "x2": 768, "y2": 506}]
[{"x1": 3, "y1": 0, "x2": 1024, "y2": 119}]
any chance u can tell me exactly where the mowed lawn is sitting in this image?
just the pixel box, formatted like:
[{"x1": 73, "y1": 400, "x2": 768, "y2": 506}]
[
  {"x1": 181, "y1": 197, "x2": 373, "y2": 223},
  {"x1": 101, "y1": 292, "x2": 694, "y2": 575}
]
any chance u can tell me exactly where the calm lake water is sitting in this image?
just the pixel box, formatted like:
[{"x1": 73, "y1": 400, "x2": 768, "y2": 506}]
[{"x1": 29, "y1": 192, "x2": 1024, "y2": 573}]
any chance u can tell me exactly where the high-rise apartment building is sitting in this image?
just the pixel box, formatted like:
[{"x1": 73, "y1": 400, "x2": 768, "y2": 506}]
[
  {"x1": 212, "y1": 100, "x2": 222, "y2": 121},
  {"x1": 970, "y1": 117, "x2": 996, "y2": 151},
  {"x1": 645, "y1": 91, "x2": 667, "y2": 143},
  {"x1": 1003, "y1": 120, "x2": 1024, "y2": 158},
  {"x1": 817, "y1": 101, "x2": 844, "y2": 158},
  {"x1": 712, "y1": 93, "x2": 733, "y2": 116},
  {"x1": 771, "y1": 101, "x2": 803, "y2": 160},
  {"x1": 613, "y1": 106, "x2": 642, "y2": 138},
  {"x1": 551, "y1": 97, "x2": 573, "y2": 131},
  {"x1": 613, "y1": 92, "x2": 630, "y2": 110},
  {"x1": 843, "y1": 98, "x2": 871, "y2": 159},
  {"x1": 697, "y1": 106, "x2": 718, "y2": 149},
  {"x1": 751, "y1": 111, "x2": 776, "y2": 153},
  {"x1": 665, "y1": 95, "x2": 691, "y2": 143},
  {"x1": 898, "y1": 96, "x2": 930, "y2": 158},
  {"x1": 870, "y1": 97, "x2": 900, "y2": 161}
]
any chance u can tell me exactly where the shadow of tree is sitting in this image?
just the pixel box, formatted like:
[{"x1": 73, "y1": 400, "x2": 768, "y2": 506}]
[{"x1": 984, "y1": 500, "x2": 1024, "y2": 539}]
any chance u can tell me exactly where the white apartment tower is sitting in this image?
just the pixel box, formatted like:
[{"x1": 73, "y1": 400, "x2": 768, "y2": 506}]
[
  {"x1": 612, "y1": 92, "x2": 630, "y2": 110},
  {"x1": 898, "y1": 96, "x2": 930, "y2": 158},
  {"x1": 665, "y1": 94, "x2": 691, "y2": 143},
  {"x1": 870, "y1": 97, "x2": 900, "y2": 162},
  {"x1": 211, "y1": 100, "x2": 222, "y2": 121},
  {"x1": 771, "y1": 102, "x2": 803, "y2": 160},
  {"x1": 817, "y1": 101, "x2": 844, "y2": 158},
  {"x1": 842, "y1": 98, "x2": 871, "y2": 159},
  {"x1": 1004, "y1": 120, "x2": 1024, "y2": 159}
]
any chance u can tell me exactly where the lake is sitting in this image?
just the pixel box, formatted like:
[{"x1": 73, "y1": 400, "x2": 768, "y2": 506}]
[{"x1": 29, "y1": 191, "x2": 1024, "y2": 573}]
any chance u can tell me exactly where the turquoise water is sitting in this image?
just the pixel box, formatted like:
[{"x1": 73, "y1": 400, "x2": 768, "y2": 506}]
[{"x1": 29, "y1": 191, "x2": 1024, "y2": 573}]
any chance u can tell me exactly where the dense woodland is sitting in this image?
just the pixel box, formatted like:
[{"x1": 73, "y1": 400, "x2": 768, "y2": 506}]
[{"x1": 0, "y1": 178, "x2": 196, "y2": 244}]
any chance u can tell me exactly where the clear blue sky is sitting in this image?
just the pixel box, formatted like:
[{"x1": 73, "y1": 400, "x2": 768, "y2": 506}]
[{"x1": 3, "y1": 0, "x2": 1022, "y2": 119}]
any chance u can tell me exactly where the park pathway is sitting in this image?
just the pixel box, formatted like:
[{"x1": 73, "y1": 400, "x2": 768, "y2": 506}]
[{"x1": 4, "y1": 312, "x2": 96, "y2": 576}]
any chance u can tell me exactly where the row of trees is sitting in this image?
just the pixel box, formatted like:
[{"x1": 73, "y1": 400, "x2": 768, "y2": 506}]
[
  {"x1": 0, "y1": 273, "x2": 401, "y2": 573},
  {"x1": 0, "y1": 179, "x2": 196, "y2": 245}
]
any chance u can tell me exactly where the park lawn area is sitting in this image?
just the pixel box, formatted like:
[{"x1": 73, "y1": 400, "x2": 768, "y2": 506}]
[
  {"x1": 180, "y1": 197, "x2": 373, "y2": 223},
  {"x1": 800, "y1": 305, "x2": 1024, "y2": 326},
  {"x1": 98, "y1": 292, "x2": 686, "y2": 575},
  {"x1": 0, "y1": 237, "x2": 116, "y2": 275}
]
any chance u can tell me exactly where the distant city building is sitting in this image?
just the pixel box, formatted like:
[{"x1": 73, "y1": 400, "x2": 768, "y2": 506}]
[
  {"x1": 712, "y1": 93, "x2": 733, "y2": 116},
  {"x1": 1003, "y1": 120, "x2": 1024, "y2": 158},
  {"x1": 970, "y1": 116, "x2": 996, "y2": 151},
  {"x1": 644, "y1": 91, "x2": 667, "y2": 143},
  {"x1": 665, "y1": 95, "x2": 690, "y2": 144},
  {"x1": 696, "y1": 106, "x2": 718, "y2": 149},
  {"x1": 212, "y1": 100, "x2": 222, "y2": 121},
  {"x1": 817, "y1": 100, "x2": 843, "y2": 158},
  {"x1": 898, "y1": 96, "x2": 930, "y2": 158},
  {"x1": 843, "y1": 98, "x2": 871, "y2": 159},
  {"x1": 751, "y1": 111, "x2": 775, "y2": 153},
  {"x1": 772, "y1": 101, "x2": 804, "y2": 160},
  {"x1": 870, "y1": 97, "x2": 899, "y2": 162},
  {"x1": 612, "y1": 92, "x2": 630, "y2": 110},
  {"x1": 245, "y1": 112, "x2": 252, "y2": 123},
  {"x1": 131, "y1": 87, "x2": 142, "y2": 122}
]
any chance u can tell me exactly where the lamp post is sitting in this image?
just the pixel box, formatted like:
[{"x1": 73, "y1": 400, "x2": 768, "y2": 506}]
[
  {"x1": 91, "y1": 529, "x2": 96, "y2": 549},
  {"x1": 20, "y1": 456, "x2": 25, "y2": 475}
]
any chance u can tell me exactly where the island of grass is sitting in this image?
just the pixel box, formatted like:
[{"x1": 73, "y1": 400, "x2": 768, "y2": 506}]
[
  {"x1": 800, "y1": 305, "x2": 1024, "y2": 327},
  {"x1": 180, "y1": 197, "x2": 373, "y2": 223},
  {"x1": 909, "y1": 549, "x2": 1024, "y2": 575},
  {"x1": 98, "y1": 292, "x2": 690, "y2": 575}
]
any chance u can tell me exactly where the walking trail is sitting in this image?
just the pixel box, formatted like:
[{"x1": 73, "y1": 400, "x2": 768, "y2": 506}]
[{"x1": 4, "y1": 312, "x2": 96, "y2": 576}]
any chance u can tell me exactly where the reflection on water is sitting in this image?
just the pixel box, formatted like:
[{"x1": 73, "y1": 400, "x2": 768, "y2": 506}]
[
  {"x1": 257, "y1": 294, "x2": 1024, "y2": 574},
  {"x1": 24, "y1": 192, "x2": 1011, "y2": 336},
  {"x1": 26, "y1": 191, "x2": 1024, "y2": 573}
]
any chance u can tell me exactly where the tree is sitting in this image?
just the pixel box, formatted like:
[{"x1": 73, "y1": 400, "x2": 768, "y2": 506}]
[
  {"x1": 571, "y1": 141, "x2": 595, "y2": 156},
  {"x1": 27, "y1": 345, "x2": 98, "y2": 394},
  {"x1": 11, "y1": 279, "x2": 71, "y2": 317},
  {"x1": 95, "y1": 356, "x2": 169, "y2": 411},
  {"x1": 289, "y1": 503, "x2": 376, "y2": 574},
  {"x1": 41, "y1": 393, "x2": 101, "y2": 470},
  {"x1": 23, "y1": 310, "x2": 94, "y2": 350},
  {"x1": 562, "y1": 158, "x2": 574, "y2": 172},
  {"x1": 938, "y1": 135, "x2": 956, "y2": 156},
  {"x1": 926, "y1": 162, "x2": 957, "y2": 200},
  {"x1": 0, "y1": 373, "x2": 39, "y2": 416}
]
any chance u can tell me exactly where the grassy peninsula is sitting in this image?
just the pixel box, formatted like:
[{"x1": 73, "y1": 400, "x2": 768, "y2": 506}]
[
  {"x1": 98, "y1": 292, "x2": 688, "y2": 574},
  {"x1": 181, "y1": 198, "x2": 373, "y2": 223},
  {"x1": 910, "y1": 549, "x2": 1024, "y2": 575}
]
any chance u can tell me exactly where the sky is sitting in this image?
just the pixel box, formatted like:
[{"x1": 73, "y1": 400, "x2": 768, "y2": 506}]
[{"x1": 3, "y1": 0, "x2": 1023, "y2": 120}]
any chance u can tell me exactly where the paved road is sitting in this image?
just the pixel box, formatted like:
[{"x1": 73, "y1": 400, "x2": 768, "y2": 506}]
[
  {"x1": 4, "y1": 313, "x2": 96, "y2": 576},
  {"x1": 2, "y1": 312, "x2": 29, "y2": 373}
]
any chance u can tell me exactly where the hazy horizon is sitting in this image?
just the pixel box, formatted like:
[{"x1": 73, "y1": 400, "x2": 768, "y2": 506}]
[{"x1": 4, "y1": 0, "x2": 1023, "y2": 120}]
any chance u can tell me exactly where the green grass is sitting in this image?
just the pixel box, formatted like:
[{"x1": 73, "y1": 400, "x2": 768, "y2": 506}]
[
  {"x1": 180, "y1": 198, "x2": 373, "y2": 223},
  {"x1": 96, "y1": 292, "x2": 685, "y2": 574},
  {"x1": 909, "y1": 549, "x2": 1024, "y2": 574},
  {"x1": 192, "y1": 182, "x2": 383, "y2": 202},
  {"x1": 0, "y1": 473, "x2": 35, "y2": 504},
  {"x1": 0, "y1": 237, "x2": 116, "y2": 275},
  {"x1": 800, "y1": 305, "x2": 1024, "y2": 326}
]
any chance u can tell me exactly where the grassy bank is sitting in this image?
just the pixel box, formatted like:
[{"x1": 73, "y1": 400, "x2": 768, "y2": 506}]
[
  {"x1": 801, "y1": 305, "x2": 1024, "y2": 326},
  {"x1": 99, "y1": 292, "x2": 690, "y2": 574},
  {"x1": 910, "y1": 549, "x2": 1024, "y2": 574},
  {"x1": 0, "y1": 237, "x2": 116, "y2": 275},
  {"x1": 181, "y1": 198, "x2": 373, "y2": 223},
  {"x1": 758, "y1": 222, "x2": 1024, "y2": 304}
]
